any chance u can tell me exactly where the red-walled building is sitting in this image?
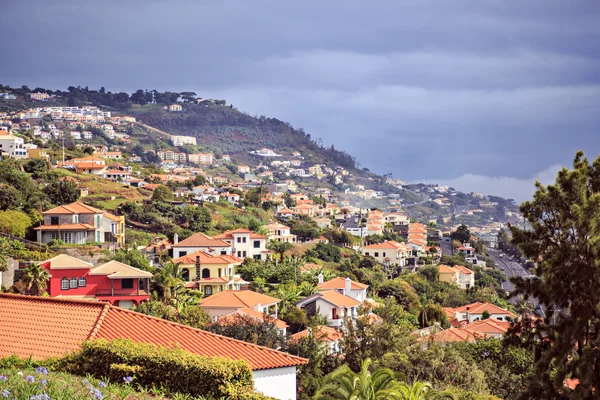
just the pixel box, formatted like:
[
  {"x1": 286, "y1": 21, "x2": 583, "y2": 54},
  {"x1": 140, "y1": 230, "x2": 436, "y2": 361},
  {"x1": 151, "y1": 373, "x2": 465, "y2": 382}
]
[{"x1": 41, "y1": 254, "x2": 152, "y2": 309}]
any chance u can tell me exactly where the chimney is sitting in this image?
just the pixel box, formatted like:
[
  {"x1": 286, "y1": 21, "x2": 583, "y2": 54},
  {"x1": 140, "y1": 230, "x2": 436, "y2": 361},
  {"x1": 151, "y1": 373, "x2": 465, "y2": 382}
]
[
  {"x1": 173, "y1": 233, "x2": 179, "y2": 245},
  {"x1": 195, "y1": 255, "x2": 201, "y2": 281},
  {"x1": 318, "y1": 273, "x2": 324, "y2": 284},
  {"x1": 345, "y1": 277, "x2": 351, "y2": 294}
]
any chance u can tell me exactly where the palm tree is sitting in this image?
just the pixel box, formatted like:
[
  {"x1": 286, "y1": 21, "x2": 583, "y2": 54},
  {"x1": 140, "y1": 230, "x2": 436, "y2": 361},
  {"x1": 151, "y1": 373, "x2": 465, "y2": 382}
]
[
  {"x1": 394, "y1": 382, "x2": 455, "y2": 400},
  {"x1": 153, "y1": 261, "x2": 185, "y2": 305},
  {"x1": 314, "y1": 358, "x2": 400, "y2": 400},
  {"x1": 268, "y1": 240, "x2": 294, "y2": 262},
  {"x1": 298, "y1": 281, "x2": 318, "y2": 297},
  {"x1": 515, "y1": 295, "x2": 536, "y2": 316},
  {"x1": 21, "y1": 263, "x2": 50, "y2": 296},
  {"x1": 277, "y1": 284, "x2": 301, "y2": 314}
]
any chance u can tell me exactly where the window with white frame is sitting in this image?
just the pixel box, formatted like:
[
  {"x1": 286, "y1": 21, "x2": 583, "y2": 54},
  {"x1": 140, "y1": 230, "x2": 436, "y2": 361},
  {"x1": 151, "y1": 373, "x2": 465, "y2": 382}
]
[
  {"x1": 69, "y1": 277, "x2": 78, "y2": 288},
  {"x1": 78, "y1": 277, "x2": 86, "y2": 287},
  {"x1": 61, "y1": 278, "x2": 69, "y2": 290}
]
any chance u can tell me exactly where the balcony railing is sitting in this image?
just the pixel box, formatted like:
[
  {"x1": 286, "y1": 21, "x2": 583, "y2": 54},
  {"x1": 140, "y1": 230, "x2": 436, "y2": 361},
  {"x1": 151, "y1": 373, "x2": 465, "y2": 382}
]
[
  {"x1": 327, "y1": 318, "x2": 343, "y2": 327},
  {"x1": 95, "y1": 289, "x2": 149, "y2": 297}
]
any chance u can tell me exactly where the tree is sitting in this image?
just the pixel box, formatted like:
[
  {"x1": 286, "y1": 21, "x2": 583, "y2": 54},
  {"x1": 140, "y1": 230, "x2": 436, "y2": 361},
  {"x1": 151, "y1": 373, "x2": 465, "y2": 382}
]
[
  {"x1": 314, "y1": 358, "x2": 448, "y2": 400},
  {"x1": 106, "y1": 247, "x2": 151, "y2": 271},
  {"x1": 208, "y1": 314, "x2": 284, "y2": 349},
  {"x1": 0, "y1": 184, "x2": 22, "y2": 211},
  {"x1": 43, "y1": 180, "x2": 80, "y2": 205},
  {"x1": 0, "y1": 210, "x2": 32, "y2": 238},
  {"x1": 186, "y1": 206, "x2": 212, "y2": 232},
  {"x1": 418, "y1": 265, "x2": 439, "y2": 283},
  {"x1": 269, "y1": 240, "x2": 294, "y2": 262},
  {"x1": 306, "y1": 242, "x2": 341, "y2": 263},
  {"x1": 481, "y1": 310, "x2": 491, "y2": 320},
  {"x1": 151, "y1": 185, "x2": 174, "y2": 203},
  {"x1": 450, "y1": 224, "x2": 470, "y2": 244},
  {"x1": 21, "y1": 263, "x2": 50, "y2": 296},
  {"x1": 506, "y1": 151, "x2": 600, "y2": 399}
]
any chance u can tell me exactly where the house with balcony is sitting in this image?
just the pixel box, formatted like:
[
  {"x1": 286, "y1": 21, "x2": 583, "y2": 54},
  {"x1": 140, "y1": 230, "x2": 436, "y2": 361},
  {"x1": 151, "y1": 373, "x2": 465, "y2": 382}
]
[
  {"x1": 289, "y1": 326, "x2": 342, "y2": 355},
  {"x1": 361, "y1": 240, "x2": 412, "y2": 269},
  {"x1": 173, "y1": 250, "x2": 243, "y2": 297},
  {"x1": 40, "y1": 254, "x2": 152, "y2": 309},
  {"x1": 213, "y1": 228, "x2": 271, "y2": 260},
  {"x1": 296, "y1": 290, "x2": 361, "y2": 328},
  {"x1": 316, "y1": 276, "x2": 369, "y2": 303},
  {"x1": 443, "y1": 302, "x2": 516, "y2": 325},
  {"x1": 200, "y1": 290, "x2": 281, "y2": 320},
  {"x1": 264, "y1": 223, "x2": 297, "y2": 243},
  {"x1": 172, "y1": 232, "x2": 232, "y2": 258},
  {"x1": 34, "y1": 202, "x2": 125, "y2": 247}
]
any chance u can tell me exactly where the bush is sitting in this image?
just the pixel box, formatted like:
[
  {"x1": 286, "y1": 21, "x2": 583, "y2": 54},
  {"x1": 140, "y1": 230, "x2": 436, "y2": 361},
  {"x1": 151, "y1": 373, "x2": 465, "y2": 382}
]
[
  {"x1": 61, "y1": 339, "x2": 258, "y2": 399},
  {"x1": 0, "y1": 210, "x2": 32, "y2": 238}
]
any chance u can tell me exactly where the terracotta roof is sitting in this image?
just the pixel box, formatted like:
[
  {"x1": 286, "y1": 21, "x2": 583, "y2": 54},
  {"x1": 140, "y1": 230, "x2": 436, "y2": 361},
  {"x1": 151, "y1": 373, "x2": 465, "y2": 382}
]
[
  {"x1": 174, "y1": 250, "x2": 242, "y2": 265},
  {"x1": 104, "y1": 212, "x2": 122, "y2": 222},
  {"x1": 173, "y1": 232, "x2": 231, "y2": 248},
  {"x1": 34, "y1": 223, "x2": 96, "y2": 231},
  {"x1": 463, "y1": 319, "x2": 511, "y2": 335},
  {"x1": 60, "y1": 162, "x2": 106, "y2": 170},
  {"x1": 200, "y1": 290, "x2": 281, "y2": 309},
  {"x1": 444, "y1": 302, "x2": 516, "y2": 318},
  {"x1": 264, "y1": 223, "x2": 290, "y2": 230},
  {"x1": 318, "y1": 277, "x2": 368, "y2": 290},
  {"x1": 213, "y1": 229, "x2": 268, "y2": 240},
  {"x1": 89, "y1": 261, "x2": 153, "y2": 279},
  {"x1": 362, "y1": 241, "x2": 404, "y2": 250},
  {"x1": 418, "y1": 327, "x2": 483, "y2": 343},
  {"x1": 42, "y1": 202, "x2": 104, "y2": 215},
  {"x1": 290, "y1": 326, "x2": 341, "y2": 343},
  {"x1": 185, "y1": 278, "x2": 229, "y2": 288},
  {"x1": 219, "y1": 308, "x2": 288, "y2": 330},
  {"x1": 452, "y1": 265, "x2": 473, "y2": 275},
  {"x1": 0, "y1": 294, "x2": 306, "y2": 370},
  {"x1": 300, "y1": 291, "x2": 361, "y2": 308},
  {"x1": 42, "y1": 254, "x2": 94, "y2": 270},
  {"x1": 72, "y1": 156, "x2": 105, "y2": 162},
  {"x1": 438, "y1": 264, "x2": 457, "y2": 274}
]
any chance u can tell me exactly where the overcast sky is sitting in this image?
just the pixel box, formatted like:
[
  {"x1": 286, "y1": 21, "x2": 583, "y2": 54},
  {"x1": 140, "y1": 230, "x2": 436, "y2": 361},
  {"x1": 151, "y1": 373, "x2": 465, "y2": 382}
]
[{"x1": 1, "y1": 1, "x2": 599, "y2": 201}]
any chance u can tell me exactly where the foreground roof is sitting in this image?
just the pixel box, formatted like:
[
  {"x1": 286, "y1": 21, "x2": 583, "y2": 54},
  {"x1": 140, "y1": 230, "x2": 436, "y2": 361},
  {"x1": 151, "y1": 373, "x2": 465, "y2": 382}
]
[
  {"x1": 0, "y1": 294, "x2": 306, "y2": 370},
  {"x1": 200, "y1": 290, "x2": 281, "y2": 309},
  {"x1": 290, "y1": 326, "x2": 342, "y2": 343},
  {"x1": 89, "y1": 261, "x2": 153, "y2": 279},
  {"x1": 41, "y1": 254, "x2": 94, "y2": 270}
]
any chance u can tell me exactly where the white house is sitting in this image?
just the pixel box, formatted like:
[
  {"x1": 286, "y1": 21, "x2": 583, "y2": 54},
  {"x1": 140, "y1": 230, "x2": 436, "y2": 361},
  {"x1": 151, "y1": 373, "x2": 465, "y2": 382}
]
[
  {"x1": 296, "y1": 290, "x2": 361, "y2": 328},
  {"x1": 316, "y1": 276, "x2": 369, "y2": 303},
  {"x1": 172, "y1": 232, "x2": 232, "y2": 258},
  {"x1": 213, "y1": 229, "x2": 270, "y2": 260},
  {"x1": 443, "y1": 302, "x2": 517, "y2": 324},
  {"x1": 264, "y1": 223, "x2": 297, "y2": 243},
  {"x1": 0, "y1": 132, "x2": 27, "y2": 159}
]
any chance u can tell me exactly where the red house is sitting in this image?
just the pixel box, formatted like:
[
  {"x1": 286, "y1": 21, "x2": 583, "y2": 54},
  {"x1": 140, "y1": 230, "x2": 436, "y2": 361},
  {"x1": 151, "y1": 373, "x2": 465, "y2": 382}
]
[{"x1": 41, "y1": 254, "x2": 152, "y2": 309}]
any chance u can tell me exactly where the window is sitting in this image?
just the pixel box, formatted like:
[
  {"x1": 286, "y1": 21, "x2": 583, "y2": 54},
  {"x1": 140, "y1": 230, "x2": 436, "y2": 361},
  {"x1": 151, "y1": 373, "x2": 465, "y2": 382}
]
[
  {"x1": 253, "y1": 254, "x2": 261, "y2": 260},
  {"x1": 253, "y1": 240, "x2": 260, "y2": 248},
  {"x1": 182, "y1": 269, "x2": 190, "y2": 282},
  {"x1": 202, "y1": 268, "x2": 210, "y2": 279},
  {"x1": 61, "y1": 278, "x2": 69, "y2": 290},
  {"x1": 51, "y1": 232, "x2": 58, "y2": 240},
  {"x1": 383, "y1": 252, "x2": 386, "y2": 257},
  {"x1": 242, "y1": 237, "x2": 247, "y2": 243},
  {"x1": 243, "y1": 251, "x2": 247, "y2": 257},
  {"x1": 204, "y1": 286, "x2": 213, "y2": 296},
  {"x1": 50, "y1": 217, "x2": 59, "y2": 225},
  {"x1": 218, "y1": 268, "x2": 221, "y2": 278},
  {"x1": 78, "y1": 277, "x2": 86, "y2": 287},
  {"x1": 73, "y1": 215, "x2": 79, "y2": 223},
  {"x1": 365, "y1": 252, "x2": 370, "y2": 256},
  {"x1": 69, "y1": 278, "x2": 78, "y2": 288},
  {"x1": 220, "y1": 251, "x2": 227, "y2": 255},
  {"x1": 121, "y1": 279, "x2": 134, "y2": 289},
  {"x1": 237, "y1": 251, "x2": 242, "y2": 257},
  {"x1": 96, "y1": 231, "x2": 100, "y2": 242},
  {"x1": 374, "y1": 252, "x2": 379, "y2": 257},
  {"x1": 237, "y1": 237, "x2": 241, "y2": 243},
  {"x1": 96, "y1": 215, "x2": 101, "y2": 228},
  {"x1": 179, "y1": 251, "x2": 187, "y2": 257}
]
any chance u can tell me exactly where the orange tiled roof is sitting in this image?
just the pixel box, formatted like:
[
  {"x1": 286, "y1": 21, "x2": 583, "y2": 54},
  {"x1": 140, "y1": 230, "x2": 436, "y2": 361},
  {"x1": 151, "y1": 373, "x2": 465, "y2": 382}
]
[
  {"x1": 362, "y1": 240, "x2": 403, "y2": 250},
  {"x1": 452, "y1": 265, "x2": 473, "y2": 275},
  {"x1": 318, "y1": 276, "x2": 368, "y2": 290},
  {"x1": 43, "y1": 201, "x2": 104, "y2": 215},
  {"x1": 314, "y1": 291, "x2": 361, "y2": 308},
  {"x1": 219, "y1": 308, "x2": 288, "y2": 330},
  {"x1": 174, "y1": 232, "x2": 232, "y2": 248},
  {"x1": 200, "y1": 290, "x2": 280, "y2": 309},
  {"x1": 59, "y1": 161, "x2": 106, "y2": 170},
  {"x1": 463, "y1": 319, "x2": 511, "y2": 335},
  {"x1": 213, "y1": 229, "x2": 268, "y2": 240},
  {"x1": 438, "y1": 264, "x2": 457, "y2": 274},
  {"x1": 174, "y1": 250, "x2": 242, "y2": 265},
  {"x1": 418, "y1": 327, "x2": 483, "y2": 343},
  {"x1": 444, "y1": 302, "x2": 516, "y2": 318},
  {"x1": 34, "y1": 223, "x2": 95, "y2": 231},
  {"x1": 290, "y1": 326, "x2": 341, "y2": 343},
  {"x1": 0, "y1": 294, "x2": 306, "y2": 370},
  {"x1": 104, "y1": 212, "x2": 122, "y2": 222}
]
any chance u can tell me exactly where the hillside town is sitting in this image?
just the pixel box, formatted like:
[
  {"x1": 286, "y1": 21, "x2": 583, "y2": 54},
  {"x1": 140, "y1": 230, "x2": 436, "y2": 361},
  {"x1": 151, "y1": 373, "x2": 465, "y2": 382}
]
[{"x1": 0, "y1": 85, "x2": 581, "y2": 400}]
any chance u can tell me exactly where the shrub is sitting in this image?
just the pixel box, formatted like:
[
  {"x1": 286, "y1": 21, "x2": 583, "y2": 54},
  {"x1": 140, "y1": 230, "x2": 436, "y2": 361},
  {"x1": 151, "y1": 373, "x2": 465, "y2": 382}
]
[{"x1": 60, "y1": 339, "x2": 257, "y2": 399}]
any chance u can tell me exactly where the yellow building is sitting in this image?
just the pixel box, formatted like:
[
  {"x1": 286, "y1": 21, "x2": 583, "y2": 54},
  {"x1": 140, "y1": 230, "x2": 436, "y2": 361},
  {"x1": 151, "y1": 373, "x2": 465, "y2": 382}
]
[
  {"x1": 438, "y1": 264, "x2": 459, "y2": 285},
  {"x1": 173, "y1": 251, "x2": 243, "y2": 296},
  {"x1": 27, "y1": 148, "x2": 50, "y2": 161}
]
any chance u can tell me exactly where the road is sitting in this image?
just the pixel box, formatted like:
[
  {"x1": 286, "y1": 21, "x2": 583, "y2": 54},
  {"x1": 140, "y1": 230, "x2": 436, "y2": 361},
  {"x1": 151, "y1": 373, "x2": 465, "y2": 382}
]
[
  {"x1": 487, "y1": 248, "x2": 541, "y2": 311},
  {"x1": 440, "y1": 237, "x2": 453, "y2": 256}
]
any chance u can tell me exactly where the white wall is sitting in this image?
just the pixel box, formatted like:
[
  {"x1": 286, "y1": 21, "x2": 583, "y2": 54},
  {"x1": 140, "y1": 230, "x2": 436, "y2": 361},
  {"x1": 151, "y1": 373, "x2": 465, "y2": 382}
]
[{"x1": 253, "y1": 366, "x2": 297, "y2": 400}]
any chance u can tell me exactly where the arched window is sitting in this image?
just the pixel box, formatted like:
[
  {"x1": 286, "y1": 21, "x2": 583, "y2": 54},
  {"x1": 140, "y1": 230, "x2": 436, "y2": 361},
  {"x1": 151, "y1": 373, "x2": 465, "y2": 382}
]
[
  {"x1": 181, "y1": 269, "x2": 190, "y2": 282},
  {"x1": 61, "y1": 278, "x2": 69, "y2": 290},
  {"x1": 204, "y1": 285, "x2": 213, "y2": 296},
  {"x1": 202, "y1": 268, "x2": 210, "y2": 279}
]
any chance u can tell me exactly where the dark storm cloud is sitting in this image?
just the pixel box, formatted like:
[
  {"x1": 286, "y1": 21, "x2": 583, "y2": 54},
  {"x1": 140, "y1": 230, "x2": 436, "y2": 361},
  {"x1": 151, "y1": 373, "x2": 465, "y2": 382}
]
[{"x1": 1, "y1": 0, "x2": 599, "y2": 196}]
